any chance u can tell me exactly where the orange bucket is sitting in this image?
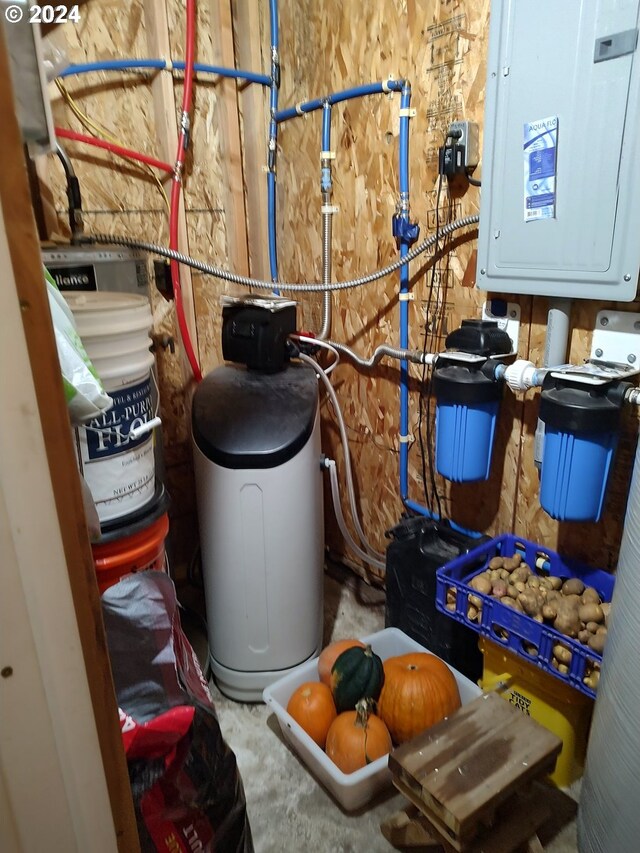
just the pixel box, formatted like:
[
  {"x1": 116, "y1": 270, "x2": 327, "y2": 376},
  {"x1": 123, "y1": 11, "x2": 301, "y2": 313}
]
[{"x1": 92, "y1": 512, "x2": 169, "y2": 594}]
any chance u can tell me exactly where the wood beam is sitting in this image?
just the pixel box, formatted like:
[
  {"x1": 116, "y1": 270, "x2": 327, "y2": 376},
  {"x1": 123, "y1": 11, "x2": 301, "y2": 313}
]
[
  {"x1": 233, "y1": 0, "x2": 271, "y2": 278},
  {"x1": 143, "y1": 0, "x2": 199, "y2": 380},
  {"x1": 210, "y1": 0, "x2": 250, "y2": 276}
]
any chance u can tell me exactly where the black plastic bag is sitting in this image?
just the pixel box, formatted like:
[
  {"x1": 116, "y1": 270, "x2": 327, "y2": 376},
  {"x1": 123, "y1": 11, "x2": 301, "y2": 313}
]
[{"x1": 102, "y1": 571, "x2": 253, "y2": 853}]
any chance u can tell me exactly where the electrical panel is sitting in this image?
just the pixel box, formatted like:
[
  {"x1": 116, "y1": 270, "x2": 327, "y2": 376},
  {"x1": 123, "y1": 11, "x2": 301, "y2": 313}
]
[{"x1": 477, "y1": 0, "x2": 640, "y2": 301}]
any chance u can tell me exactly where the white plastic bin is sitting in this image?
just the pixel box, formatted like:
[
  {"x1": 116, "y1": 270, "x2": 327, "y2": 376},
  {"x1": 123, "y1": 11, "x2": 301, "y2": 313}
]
[{"x1": 262, "y1": 627, "x2": 482, "y2": 811}]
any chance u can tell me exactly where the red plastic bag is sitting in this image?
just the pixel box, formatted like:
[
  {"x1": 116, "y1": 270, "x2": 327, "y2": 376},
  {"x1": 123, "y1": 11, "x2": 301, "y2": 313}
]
[{"x1": 102, "y1": 572, "x2": 253, "y2": 853}]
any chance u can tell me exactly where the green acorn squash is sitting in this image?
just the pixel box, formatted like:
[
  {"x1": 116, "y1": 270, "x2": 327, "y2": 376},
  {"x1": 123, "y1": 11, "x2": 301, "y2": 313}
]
[{"x1": 330, "y1": 644, "x2": 384, "y2": 713}]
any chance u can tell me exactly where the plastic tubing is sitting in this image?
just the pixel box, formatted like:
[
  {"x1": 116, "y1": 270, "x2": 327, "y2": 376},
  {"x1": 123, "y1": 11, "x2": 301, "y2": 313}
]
[
  {"x1": 267, "y1": 0, "x2": 279, "y2": 283},
  {"x1": 297, "y1": 352, "x2": 385, "y2": 564},
  {"x1": 275, "y1": 79, "x2": 405, "y2": 123},
  {"x1": 55, "y1": 127, "x2": 173, "y2": 173},
  {"x1": 58, "y1": 59, "x2": 270, "y2": 86},
  {"x1": 327, "y1": 461, "x2": 386, "y2": 574},
  {"x1": 398, "y1": 83, "x2": 412, "y2": 508},
  {"x1": 319, "y1": 102, "x2": 333, "y2": 339},
  {"x1": 169, "y1": 0, "x2": 202, "y2": 382}
]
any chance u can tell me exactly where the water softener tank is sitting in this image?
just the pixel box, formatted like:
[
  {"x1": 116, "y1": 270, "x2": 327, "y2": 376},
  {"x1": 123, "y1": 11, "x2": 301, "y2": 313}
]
[{"x1": 192, "y1": 363, "x2": 324, "y2": 701}]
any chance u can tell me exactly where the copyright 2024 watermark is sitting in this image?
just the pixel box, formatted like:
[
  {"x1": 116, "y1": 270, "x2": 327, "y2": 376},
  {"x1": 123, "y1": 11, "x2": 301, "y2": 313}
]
[{"x1": 4, "y1": 4, "x2": 81, "y2": 24}]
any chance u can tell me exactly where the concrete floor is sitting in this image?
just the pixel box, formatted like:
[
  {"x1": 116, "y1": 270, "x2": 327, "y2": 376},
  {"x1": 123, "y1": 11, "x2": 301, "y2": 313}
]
[{"x1": 181, "y1": 566, "x2": 580, "y2": 853}]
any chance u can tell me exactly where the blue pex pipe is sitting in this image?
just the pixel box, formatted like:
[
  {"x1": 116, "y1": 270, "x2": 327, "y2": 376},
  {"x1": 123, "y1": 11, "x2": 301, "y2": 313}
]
[
  {"x1": 59, "y1": 59, "x2": 270, "y2": 86},
  {"x1": 398, "y1": 84, "x2": 411, "y2": 501},
  {"x1": 403, "y1": 499, "x2": 484, "y2": 538},
  {"x1": 275, "y1": 79, "x2": 405, "y2": 123},
  {"x1": 267, "y1": 0, "x2": 280, "y2": 285}
]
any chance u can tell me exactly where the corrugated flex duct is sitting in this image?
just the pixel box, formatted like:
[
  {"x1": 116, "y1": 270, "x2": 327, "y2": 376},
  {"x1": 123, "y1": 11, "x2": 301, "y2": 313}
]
[{"x1": 578, "y1": 435, "x2": 640, "y2": 852}]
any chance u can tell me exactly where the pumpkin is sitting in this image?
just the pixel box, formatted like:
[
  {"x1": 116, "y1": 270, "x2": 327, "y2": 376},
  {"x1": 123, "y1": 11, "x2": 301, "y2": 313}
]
[
  {"x1": 286, "y1": 681, "x2": 337, "y2": 749},
  {"x1": 325, "y1": 699, "x2": 392, "y2": 774},
  {"x1": 378, "y1": 652, "x2": 461, "y2": 745},
  {"x1": 330, "y1": 644, "x2": 385, "y2": 713},
  {"x1": 317, "y1": 638, "x2": 366, "y2": 687}
]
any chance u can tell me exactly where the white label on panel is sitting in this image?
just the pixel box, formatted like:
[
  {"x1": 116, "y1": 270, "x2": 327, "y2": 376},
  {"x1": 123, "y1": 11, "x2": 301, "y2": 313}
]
[{"x1": 523, "y1": 115, "x2": 558, "y2": 221}]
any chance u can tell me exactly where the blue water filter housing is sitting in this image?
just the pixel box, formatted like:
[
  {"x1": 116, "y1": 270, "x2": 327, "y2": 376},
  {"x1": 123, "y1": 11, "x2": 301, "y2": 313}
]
[
  {"x1": 433, "y1": 359, "x2": 503, "y2": 482},
  {"x1": 539, "y1": 376, "x2": 630, "y2": 522}
]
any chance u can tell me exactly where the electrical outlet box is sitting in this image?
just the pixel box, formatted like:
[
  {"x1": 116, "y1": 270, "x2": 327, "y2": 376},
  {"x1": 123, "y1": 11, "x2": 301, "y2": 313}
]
[
  {"x1": 477, "y1": 0, "x2": 640, "y2": 301},
  {"x1": 448, "y1": 120, "x2": 480, "y2": 169}
]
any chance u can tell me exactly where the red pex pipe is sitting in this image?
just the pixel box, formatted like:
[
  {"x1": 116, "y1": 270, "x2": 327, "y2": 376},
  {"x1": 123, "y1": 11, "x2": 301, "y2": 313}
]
[
  {"x1": 168, "y1": 0, "x2": 202, "y2": 382},
  {"x1": 54, "y1": 127, "x2": 173, "y2": 174}
]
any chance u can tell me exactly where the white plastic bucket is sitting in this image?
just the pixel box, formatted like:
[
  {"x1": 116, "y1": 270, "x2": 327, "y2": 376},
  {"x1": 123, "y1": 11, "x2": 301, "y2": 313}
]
[{"x1": 64, "y1": 292, "x2": 156, "y2": 524}]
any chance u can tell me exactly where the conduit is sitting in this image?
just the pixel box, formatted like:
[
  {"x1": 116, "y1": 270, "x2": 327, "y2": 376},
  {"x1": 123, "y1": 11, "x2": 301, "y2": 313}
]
[
  {"x1": 58, "y1": 58, "x2": 270, "y2": 87},
  {"x1": 168, "y1": 0, "x2": 202, "y2": 382},
  {"x1": 318, "y1": 102, "x2": 333, "y2": 339},
  {"x1": 275, "y1": 80, "x2": 405, "y2": 123},
  {"x1": 267, "y1": 0, "x2": 280, "y2": 283},
  {"x1": 55, "y1": 127, "x2": 173, "y2": 174},
  {"x1": 578, "y1": 433, "x2": 640, "y2": 852},
  {"x1": 93, "y1": 213, "x2": 480, "y2": 293}
]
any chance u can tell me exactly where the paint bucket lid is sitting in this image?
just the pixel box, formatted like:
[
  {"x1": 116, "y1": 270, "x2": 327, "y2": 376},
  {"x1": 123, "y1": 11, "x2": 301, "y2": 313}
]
[
  {"x1": 97, "y1": 483, "x2": 170, "y2": 543},
  {"x1": 63, "y1": 291, "x2": 152, "y2": 337}
]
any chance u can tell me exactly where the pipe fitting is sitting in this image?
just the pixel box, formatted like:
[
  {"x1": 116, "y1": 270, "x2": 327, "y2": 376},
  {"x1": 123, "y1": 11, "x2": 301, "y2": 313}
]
[{"x1": 504, "y1": 359, "x2": 543, "y2": 393}]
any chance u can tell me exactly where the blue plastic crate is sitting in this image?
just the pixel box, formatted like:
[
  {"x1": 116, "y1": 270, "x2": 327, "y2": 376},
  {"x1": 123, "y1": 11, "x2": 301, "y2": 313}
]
[{"x1": 435, "y1": 534, "x2": 614, "y2": 699}]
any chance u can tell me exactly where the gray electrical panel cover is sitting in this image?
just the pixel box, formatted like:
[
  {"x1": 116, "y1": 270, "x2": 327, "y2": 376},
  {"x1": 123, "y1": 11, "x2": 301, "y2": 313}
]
[{"x1": 477, "y1": 0, "x2": 640, "y2": 301}]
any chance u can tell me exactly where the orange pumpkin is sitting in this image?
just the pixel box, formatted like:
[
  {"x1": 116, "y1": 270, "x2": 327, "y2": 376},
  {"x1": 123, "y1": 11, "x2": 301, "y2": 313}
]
[
  {"x1": 286, "y1": 681, "x2": 337, "y2": 749},
  {"x1": 317, "y1": 638, "x2": 366, "y2": 687},
  {"x1": 325, "y1": 699, "x2": 392, "y2": 774},
  {"x1": 378, "y1": 653, "x2": 461, "y2": 745}
]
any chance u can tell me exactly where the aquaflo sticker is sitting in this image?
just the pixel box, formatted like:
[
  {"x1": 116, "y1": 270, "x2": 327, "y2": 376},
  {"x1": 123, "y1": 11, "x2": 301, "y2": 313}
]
[{"x1": 524, "y1": 115, "x2": 558, "y2": 222}]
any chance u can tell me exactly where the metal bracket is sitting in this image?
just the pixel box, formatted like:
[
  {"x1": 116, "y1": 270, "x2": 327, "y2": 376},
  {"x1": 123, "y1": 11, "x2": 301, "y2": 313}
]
[
  {"x1": 591, "y1": 310, "x2": 640, "y2": 366},
  {"x1": 482, "y1": 299, "x2": 520, "y2": 354}
]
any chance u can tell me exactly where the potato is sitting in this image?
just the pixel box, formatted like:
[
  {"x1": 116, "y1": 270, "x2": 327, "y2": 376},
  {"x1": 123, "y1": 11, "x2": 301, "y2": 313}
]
[
  {"x1": 514, "y1": 581, "x2": 527, "y2": 593},
  {"x1": 601, "y1": 602, "x2": 612, "y2": 628},
  {"x1": 510, "y1": 566, "x2": 531, "y2": 584},
  {"x1": 584, "y1": 670, "x2": 600, "y2": 690},
  {"x1": 578, "y1": 630, "x2": 591, "y2": 644},
  {"x1": 501, "y1": 596, "x2": 523, "y2": 611},
  {"x1": 579, "y1": 604, "x2": 604, "y2": 624},
  {"x1": 552, "y1": 644, "x2": 572, "y2": 665},
  {"x1": 489, "y1": 557, "x2": 504, "y2": 570},
  {"x1": 498, "y1": 568, "x2": 511, "y2": 580},
  {"x1": 467, "y1": 605, "x2": 479, "y2": 622},
  {"x1": 470, "y1": 574, "x2": 492, "y2": 595},
  {"x1": 506, "y1": 583, "x2": 519, "y2": 599},
  {"x1": 546, "y1": 576, "x2": 563, "y2": 591},
  {"x1": 553, "y1": 603, "x2": 581, "y2": 638},
  {"x1": 588, "y1": 633, "x2": 607, "y2": 654},
  {"x1": 542, "y1": 603, "x2": 558, "y2": 621},
  {"x1": 492, "y1": 579, "x2": 508, "y2": 598},
  {"x1": 502, "y1": 555, "x2": 522, "y2": 572},
  {"x1": 582, "y1": 587, "x2": 601, "y2": 605},
  {"x1": 468, "y1": 594, "x2": 483, "y2": 609},
  {"x1": 596, "y1": 625, "x2": 608, "y2": 636},
  {"x1": 557, "y1": 662, "x2": 569, "y2": 675},
  {"x1": 517, "y1": 591, "x2": 542, "y2": 617},
  {"x1": 562, "y1": 578, "x2": 585, "y2": 596},
  {"x1": 446, "y1": 602, "x2": 456, "y2": 611},
  {"x1": 527, "y1": 576, "x2": 541, "y2": 589},
  {"x1": 562, "y1": 593, "x2": 583, "y2": 608}
]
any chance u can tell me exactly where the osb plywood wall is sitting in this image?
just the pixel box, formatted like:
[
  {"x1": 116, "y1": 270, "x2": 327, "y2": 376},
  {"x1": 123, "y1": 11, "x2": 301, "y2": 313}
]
[{"x1": 41, "y1": 0, "x2": 638, "y2": 580}]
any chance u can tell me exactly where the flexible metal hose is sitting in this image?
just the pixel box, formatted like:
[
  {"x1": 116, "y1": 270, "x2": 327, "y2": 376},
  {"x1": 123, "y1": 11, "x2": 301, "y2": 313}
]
[
  {"x1": 93, "y1": 213, "x2": 479, "y2": 294},
  {"x1": 318, "y1": 206, "x2": 333, "y2": 339},
  {"x1": 326, "y1": 341, "x2": 436, "y2": 368}
]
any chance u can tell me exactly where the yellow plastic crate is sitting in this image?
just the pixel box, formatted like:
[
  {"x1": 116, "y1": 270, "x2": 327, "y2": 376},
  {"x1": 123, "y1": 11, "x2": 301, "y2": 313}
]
[{"x1": 479, "y1": 638, "x2": 594, "y2": 787}]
